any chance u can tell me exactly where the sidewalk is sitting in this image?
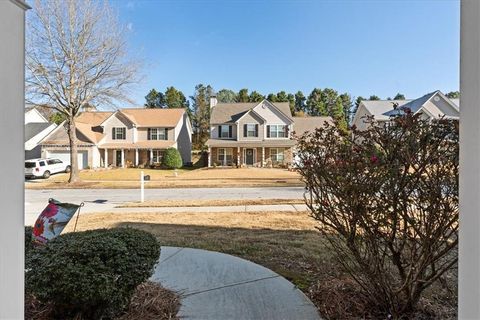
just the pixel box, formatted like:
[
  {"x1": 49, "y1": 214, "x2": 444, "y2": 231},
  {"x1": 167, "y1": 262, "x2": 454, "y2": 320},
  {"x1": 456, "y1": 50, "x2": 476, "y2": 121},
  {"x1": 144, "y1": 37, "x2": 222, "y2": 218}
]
[
  {"x1": 24, "y1": 203, "x2": 309, "y2": 226},
  {"x1": 151, "y1": 246, "x2": 321, "y2": 320}
]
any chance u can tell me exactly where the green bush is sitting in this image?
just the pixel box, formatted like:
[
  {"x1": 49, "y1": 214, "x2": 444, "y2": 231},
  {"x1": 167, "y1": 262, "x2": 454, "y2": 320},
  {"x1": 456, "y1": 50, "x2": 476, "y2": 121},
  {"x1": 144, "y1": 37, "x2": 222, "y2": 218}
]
[
  {"x1": 162, "y1": 147, "x2": 183, "y2": 169},
  {"x1": 26, "y1": 228, "x2": 161, "y2": 319},
  {"x1": 25, "y1": 226, "x2": 34, "y2": 260}
]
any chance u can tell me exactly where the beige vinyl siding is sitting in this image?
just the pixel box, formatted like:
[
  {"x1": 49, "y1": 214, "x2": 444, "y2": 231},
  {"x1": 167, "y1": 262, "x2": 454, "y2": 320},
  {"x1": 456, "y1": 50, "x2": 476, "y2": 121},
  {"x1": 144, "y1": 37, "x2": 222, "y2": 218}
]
[
  {"x1": 102, "y1": 113, "x2": 134, "y2": 143},
  {"x1": 238, "y1": 112, "x2": 264, "y2": 141},
  {"x1": 137, "y1": 127, "x2": 175, "y2": 141},
  {"x1": 211, "y1": 123, "x2": 237, "y2": 139}
]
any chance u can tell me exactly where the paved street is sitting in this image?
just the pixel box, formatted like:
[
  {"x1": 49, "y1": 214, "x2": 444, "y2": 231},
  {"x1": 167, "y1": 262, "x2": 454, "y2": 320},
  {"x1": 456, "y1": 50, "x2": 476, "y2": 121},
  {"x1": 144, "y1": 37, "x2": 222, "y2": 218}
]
[{"x1": 25, "y1": 187, "x2": 307, "y2": 224}]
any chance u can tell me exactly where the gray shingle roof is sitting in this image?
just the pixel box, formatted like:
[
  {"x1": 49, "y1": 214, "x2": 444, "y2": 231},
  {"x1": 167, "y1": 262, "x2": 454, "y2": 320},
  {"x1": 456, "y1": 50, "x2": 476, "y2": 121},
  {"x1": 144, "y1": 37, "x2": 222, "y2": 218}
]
[
  {"x1": 25, "y1": 122, "x2": 52, "y2": 142},
  {"x1": 210, "y1": 101, "x2": 292, "y2": 124}
]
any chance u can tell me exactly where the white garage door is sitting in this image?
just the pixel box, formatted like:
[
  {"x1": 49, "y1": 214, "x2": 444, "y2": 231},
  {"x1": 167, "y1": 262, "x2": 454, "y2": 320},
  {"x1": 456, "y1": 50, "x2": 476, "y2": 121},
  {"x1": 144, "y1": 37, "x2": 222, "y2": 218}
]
[{"x1": 46, "y1": 151, "x2": 88, "y2": 170}]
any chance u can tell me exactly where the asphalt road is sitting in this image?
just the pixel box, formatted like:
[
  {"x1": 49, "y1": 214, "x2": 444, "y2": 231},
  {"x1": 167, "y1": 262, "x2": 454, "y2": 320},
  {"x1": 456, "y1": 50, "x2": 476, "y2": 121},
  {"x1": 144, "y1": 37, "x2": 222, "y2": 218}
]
[{"x1": 25, "y1": 186, "x2": 307, "y2": 216}]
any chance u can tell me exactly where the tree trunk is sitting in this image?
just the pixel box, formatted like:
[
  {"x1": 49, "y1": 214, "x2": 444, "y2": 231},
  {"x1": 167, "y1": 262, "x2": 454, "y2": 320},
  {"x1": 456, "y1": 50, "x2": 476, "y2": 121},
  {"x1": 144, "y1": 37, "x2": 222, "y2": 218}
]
[{"x1": 67, "y1": 118, "x2": 80, "y2": 183}]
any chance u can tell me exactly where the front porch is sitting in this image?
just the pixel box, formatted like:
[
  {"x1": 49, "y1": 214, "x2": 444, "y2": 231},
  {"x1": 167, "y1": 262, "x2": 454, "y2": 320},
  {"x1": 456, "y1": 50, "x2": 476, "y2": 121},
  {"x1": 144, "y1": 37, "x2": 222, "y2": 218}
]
[
  {"x1": 101, "y1": 148, "x2": 166, "y2": 168},
  {"x1": 208, "y1": 146, "x2": 293, "y2": 168}
]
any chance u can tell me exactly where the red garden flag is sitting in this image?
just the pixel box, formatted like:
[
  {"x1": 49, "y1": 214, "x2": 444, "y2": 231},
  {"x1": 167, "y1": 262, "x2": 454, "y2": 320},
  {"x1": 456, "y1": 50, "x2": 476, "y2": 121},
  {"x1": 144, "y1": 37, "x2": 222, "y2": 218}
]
[{"x1": 32, "y1": 199, "x2": 81, "y2": 245}]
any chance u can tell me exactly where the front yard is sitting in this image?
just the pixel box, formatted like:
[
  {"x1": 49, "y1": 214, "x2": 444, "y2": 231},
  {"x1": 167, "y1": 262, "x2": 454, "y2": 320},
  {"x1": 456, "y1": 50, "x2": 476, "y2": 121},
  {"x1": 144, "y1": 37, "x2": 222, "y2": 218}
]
[
  {"x1": 25, "y1": 167, "x2": 303, "y2": 189},
  {"x1": 63, "y1": 210, "x2": 457, "y2": 319}
]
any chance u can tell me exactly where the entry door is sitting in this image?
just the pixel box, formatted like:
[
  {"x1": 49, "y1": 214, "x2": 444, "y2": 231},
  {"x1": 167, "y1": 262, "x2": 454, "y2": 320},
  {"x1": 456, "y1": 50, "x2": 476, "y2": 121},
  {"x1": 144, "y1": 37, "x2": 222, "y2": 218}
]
[
  {"x1": 246, "y1": 148, "x2": 254, "y2": 165},
  {"x1": 116, "y1": 150, "x2": 122, "y2": 166}
]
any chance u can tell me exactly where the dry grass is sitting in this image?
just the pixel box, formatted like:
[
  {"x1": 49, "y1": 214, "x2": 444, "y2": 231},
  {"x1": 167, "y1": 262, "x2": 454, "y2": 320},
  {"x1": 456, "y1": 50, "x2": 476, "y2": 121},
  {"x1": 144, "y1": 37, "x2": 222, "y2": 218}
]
[
  {"x1": 62, "y1": 211, "x2": 457, "y2": 319},
  {"x1": 25, "y1": 282, "x2": 179, "y2": 320},
  {"x1": 25, "y1": 168, "x2": 303, "y2": 189},
  {"x1": 118, "y1": 198, "x2": 305, "y2": 208},
  {"x1": 118, "y1": 282, "x2": 180, "y2": 320}
]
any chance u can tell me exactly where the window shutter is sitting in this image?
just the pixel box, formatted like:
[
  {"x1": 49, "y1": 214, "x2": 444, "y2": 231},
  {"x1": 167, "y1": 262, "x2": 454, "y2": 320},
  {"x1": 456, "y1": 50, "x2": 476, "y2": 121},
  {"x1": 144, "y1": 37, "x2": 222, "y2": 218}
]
[
  {"x1": 229, "y1": 125, "x2": 232, "y2": 138},
  {"x1": 267, "y1": 125, "x2": 270, "y2": 138},
  {"x1": 244, "y1": 124, "x2": 247, "y2": 137},
  {"x1": 147, "y1": 128, "x2": 151, "y2": 140},
  {"x1": 218, "y1": 126, "x2": 222, "y2": 138},
  {"x1": 122, "y1": 128, "x2": 126, "y2": 139},
  {"x1": 112, "y1": 128, "x2": 116, "y2": 140},
  {"x1": 255, "y1": 124, "x2": 258, "y2": 137},
  {"x1": 285, "y1": 125, "x2": 289, "y2": 137},
  {"x1": 165, "y1": 128, "x2": 168, "y2": 140}
]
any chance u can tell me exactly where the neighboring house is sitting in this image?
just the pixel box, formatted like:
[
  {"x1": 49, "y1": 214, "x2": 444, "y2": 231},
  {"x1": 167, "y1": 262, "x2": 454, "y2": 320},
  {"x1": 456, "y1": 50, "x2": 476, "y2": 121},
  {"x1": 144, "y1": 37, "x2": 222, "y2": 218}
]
[
  {"x1": 206, "y1": 97, "x2": 332, "y2": 167},
  {"x1": 24, "y1": 107, "x2": 57, "y2": 159},
  {"x1": 352, "y1": 90, "x2": 459, "y2": 130},
  {"x1": 40, "y1": 108, "x2": 193, "y2": 169}
]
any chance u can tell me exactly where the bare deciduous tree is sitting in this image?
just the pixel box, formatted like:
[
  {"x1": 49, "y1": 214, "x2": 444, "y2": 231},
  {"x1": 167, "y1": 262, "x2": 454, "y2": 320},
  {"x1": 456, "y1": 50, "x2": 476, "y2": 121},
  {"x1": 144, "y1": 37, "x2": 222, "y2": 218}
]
[{"x1": 26, "y1": 0, "x2": 141, "y2": 182}]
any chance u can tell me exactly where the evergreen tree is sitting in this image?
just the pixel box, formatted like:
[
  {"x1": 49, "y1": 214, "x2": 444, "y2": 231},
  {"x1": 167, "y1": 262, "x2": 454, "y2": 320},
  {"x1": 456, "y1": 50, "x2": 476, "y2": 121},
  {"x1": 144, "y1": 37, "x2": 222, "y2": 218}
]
[
  {"x1": 393, "y1": 93, "x2": 406, "y2": 100},
  {"x1": 446, "y1": 91, "x2": 460, "y2": 99},
  {"x1": 267, "y1": 93, "x2": 277, "y2": 102},
  {"x1": 294, "y1": 91, "x2": 306, "y2": 113},
  {"x1": 217, "y1": 89, "x2": 237, "y2": 103},
  {"x1": 237, "y1": 88, "x2": 249, "y2": 102},
  {"x1": 144, "y1": 89, "x2": 164, "y2": 108},
  {"x1": 369, "y1": 95, "x2": 381, "y2": 100},
  {"x1": 190, "y1": 84, "x2": 214, "y2": 150},
  {"x1": 249, "y1": 91, "x2": 264, "y2": 102},
  {"x1": 164, "y1": 86, "x2": 189, "y2": 108}
]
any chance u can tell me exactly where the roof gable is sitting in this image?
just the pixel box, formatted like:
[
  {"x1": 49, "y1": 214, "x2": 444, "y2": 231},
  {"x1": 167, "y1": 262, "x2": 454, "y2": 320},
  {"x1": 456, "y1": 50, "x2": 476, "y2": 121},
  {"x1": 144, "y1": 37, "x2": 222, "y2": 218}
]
[{"x1": 210, "y1": 100, "x2": 293, "y2": 124}]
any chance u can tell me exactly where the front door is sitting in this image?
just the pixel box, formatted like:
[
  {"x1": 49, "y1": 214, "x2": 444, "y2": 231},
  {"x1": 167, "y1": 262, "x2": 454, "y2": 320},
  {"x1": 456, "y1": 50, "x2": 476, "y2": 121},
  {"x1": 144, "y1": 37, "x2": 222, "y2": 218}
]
[
  {"x1": 245, "y1": 148, "x2": 254, "y2": 165},
  {"x1": 116, "y1": 150, "x2": 122, "y2": 167}
]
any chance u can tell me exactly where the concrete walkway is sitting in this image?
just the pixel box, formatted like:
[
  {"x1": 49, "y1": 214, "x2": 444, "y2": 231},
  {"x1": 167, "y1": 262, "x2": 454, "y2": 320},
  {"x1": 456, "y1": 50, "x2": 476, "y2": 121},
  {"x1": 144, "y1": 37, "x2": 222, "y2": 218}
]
[{"x1": 151, "y1": 246, "x2": 320, "y2": 320}]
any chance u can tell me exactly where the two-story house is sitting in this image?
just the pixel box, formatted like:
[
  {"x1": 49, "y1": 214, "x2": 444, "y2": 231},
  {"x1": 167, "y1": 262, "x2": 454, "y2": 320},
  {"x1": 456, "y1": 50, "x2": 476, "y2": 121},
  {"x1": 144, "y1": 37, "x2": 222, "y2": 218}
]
[
  {"x1": 25, "y1": 106, "x2": 57, "y2": 160},
  {"x1": 40, "y1": 108, "x2": 192, "y2": 169},
  {"x1": 206, "y1": 97, "x2": 332, "y2": 167}
]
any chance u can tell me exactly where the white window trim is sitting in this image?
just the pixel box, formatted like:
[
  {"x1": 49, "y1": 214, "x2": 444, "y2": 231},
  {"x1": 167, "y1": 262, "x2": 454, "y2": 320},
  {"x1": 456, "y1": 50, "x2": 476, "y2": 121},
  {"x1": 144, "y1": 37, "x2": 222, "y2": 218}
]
[
  {"x1": 150, "y1": 128, "x2": 167, "y2": 140},
  {"x1": 246, "y1": 123, "x2": 257, "y2": 137},
  {"x1": 220, "y1": 125, "x2": 231, "y2": 139},
  {"x1": 114, "y1": 127, "x2": 126, "y2": 140},
  {"x1": 267, "y1": 124, "x2": 288, "y2": 139},
  {"x1": 152, "y1": 149, "x2": 164, "y2": 163},
  {"x1": 218, "y1": 148, "x2": 233, "y2": 165},
  {"x1": 270, "y1": 148, "x2": 285, "y2": 162}
]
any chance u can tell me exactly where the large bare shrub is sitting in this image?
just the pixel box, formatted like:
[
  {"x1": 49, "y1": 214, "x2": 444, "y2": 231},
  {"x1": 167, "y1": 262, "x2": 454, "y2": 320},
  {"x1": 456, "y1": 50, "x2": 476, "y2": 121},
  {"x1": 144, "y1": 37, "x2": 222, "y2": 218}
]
[{"x1": 295, "y1": 113, "x2": 458, "y2": 318}]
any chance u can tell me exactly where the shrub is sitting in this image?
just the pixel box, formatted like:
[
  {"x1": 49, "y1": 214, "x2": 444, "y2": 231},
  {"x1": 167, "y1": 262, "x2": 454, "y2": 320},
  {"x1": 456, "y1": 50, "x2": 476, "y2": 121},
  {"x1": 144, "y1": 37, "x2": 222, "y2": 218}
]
[
  {"x1": 295, "y1": 113, "x2": 458, "y2": 318},
  {"x1": 162, "y1": 148, "x2": 183, "y2": 169},
  {"x1": 26, "y1": 228, "x2": 161, "y2": 319}
]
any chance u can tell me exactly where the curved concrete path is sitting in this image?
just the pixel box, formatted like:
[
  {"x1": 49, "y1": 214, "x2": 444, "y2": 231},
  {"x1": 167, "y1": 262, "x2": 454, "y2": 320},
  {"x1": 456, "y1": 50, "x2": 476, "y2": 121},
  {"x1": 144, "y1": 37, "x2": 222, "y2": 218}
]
[{"x1": 150, "y1": 246, "x2": 320, "y2": 320}]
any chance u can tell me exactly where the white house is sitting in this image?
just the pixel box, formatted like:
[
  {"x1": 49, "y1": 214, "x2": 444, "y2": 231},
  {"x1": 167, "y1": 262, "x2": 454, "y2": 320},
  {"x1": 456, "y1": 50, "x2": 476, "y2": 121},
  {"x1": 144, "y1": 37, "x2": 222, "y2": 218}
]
[
  {"x1": 352, "y1": 90, "x2": 459, "y2": 130},
  {"x1": 24, "y1": 107, "x2": 57, "y2": 159}
]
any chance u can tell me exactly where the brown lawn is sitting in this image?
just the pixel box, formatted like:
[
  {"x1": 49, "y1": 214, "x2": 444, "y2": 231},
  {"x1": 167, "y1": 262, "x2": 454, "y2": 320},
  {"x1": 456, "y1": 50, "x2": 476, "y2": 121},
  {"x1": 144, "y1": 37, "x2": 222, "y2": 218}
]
[
  {"x1": 63, "y1": 210, "x2": 456, "y2": 319},
  {"x1": 118, "y1": 198, "x2": 305, "y2": 208},
  {"x1": 26, "y1": 168, "x2": 303, "y2": 189}
]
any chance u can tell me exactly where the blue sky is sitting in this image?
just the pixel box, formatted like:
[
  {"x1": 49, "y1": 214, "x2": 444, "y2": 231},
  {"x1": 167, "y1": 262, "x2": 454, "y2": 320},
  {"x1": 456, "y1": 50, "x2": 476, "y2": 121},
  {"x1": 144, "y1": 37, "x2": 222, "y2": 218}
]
[{"x1": 113, "y1": 0, "x2": 460, "y2": 105}]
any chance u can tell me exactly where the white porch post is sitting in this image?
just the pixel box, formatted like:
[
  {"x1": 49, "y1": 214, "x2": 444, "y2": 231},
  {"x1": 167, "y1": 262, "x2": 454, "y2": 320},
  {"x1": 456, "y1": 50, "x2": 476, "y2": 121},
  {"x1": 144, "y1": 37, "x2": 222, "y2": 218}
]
[
  {"x1": 135, "y1": 148, "x2": 139, "y2": 167},
  {"x1": 208, "y1": 147, "x2": 211, "y2": 167},
  {"x1": 262, "y1": 147, "x2": 265, "y2": 167},
  {"x1": 104, "y1": 149, "x2": 108, "y2": 168},
  {"x1": 121, "y1": 149, "x2": 125, "y2": 168},
  {"x1": 237, "y1": 147, "x2": 240, "y2": 166},
  {"x1": 150, "y1": 149, "x2": 153, "y2": 165}
]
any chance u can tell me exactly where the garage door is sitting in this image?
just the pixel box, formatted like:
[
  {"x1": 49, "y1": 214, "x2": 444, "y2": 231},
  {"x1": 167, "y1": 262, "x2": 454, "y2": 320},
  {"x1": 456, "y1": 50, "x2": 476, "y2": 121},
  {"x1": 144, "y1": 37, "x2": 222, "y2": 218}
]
[{"x1": 46, "y1": 151, "x2": 88, "y2": 170}]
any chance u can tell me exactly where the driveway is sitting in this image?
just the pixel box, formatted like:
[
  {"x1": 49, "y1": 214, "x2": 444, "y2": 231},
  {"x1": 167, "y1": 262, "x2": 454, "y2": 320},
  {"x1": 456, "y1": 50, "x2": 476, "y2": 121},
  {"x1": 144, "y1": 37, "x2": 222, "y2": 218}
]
[{"x1": 25, "y1": 187, "x2": 306, "y2": 222}]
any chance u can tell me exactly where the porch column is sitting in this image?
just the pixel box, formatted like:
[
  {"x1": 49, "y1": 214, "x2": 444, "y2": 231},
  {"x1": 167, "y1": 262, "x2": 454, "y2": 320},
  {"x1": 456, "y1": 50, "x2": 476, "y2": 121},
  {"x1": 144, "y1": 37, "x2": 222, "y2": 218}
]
[
  {"x1": 237, "y1": 147, "x2": 240, "y2": 166},
  {"x1": 135, "y1": 149, "x2": 139, "y2": 166},
  {"x1": 121, "y1": 149, "x2": 125, "y2": 168},
  {"x1": 150, "y1": 149, "x2": 153, "y2": 165},
  {"x1": 207, "y1": 147, "x2": 211, "y2": 167},
  {"x1": 104, "y1": 149, "x2": 108, "y2": 168},
  {"x1": 262, "y1": 147, "x2": 265, "y2": 167}
]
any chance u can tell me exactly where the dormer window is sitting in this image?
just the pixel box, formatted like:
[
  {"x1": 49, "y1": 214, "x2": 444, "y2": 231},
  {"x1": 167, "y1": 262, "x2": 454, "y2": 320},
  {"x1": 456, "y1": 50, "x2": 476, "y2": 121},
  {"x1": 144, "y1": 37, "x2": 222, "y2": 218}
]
[
  {"x1": 112, "y1": 127, "x2": 126, "y2": 140},
  {"x1": 148, "y1": 128, "x2": 167, "y2": 140},
  {"x1": 246, "y1": 124, "x2": 257, "y2": 137}
]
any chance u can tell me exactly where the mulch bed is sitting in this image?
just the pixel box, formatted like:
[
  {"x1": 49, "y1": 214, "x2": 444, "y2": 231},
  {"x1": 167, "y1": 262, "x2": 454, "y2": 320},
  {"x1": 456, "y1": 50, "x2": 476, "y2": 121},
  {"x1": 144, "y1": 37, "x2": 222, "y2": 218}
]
[{"x1": 25, "y1": 281, "x2": 180, "y2": 320}]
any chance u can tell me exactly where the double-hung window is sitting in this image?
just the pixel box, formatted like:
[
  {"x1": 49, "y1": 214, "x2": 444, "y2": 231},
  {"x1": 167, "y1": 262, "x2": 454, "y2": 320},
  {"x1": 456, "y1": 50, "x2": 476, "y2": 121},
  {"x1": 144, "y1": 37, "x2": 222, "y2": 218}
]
[
  {"x1": 270, "y1": 148, "x2": 285, "y2": 163},
  {"x1": 152, "y1": 150, "x2": 164, "y2": 163},
  {"x1": 219, "y1": 125, "x2": 231, "y2": 138},
  {"x1": 269, "y1": 125, "x2": 287, "y2": 138},
  {"x1": 149, "y1": 128, "x2": 167, "y2": 140},
  {"x1": 218, "y1": 148, "x2": 233, "y2": 165},
  {"x1": 247, "y1": 124, "x2": 256, "y2": 137},
  {"x1": 113, "y1": 127, "x2": 126, "y2": 140}
]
